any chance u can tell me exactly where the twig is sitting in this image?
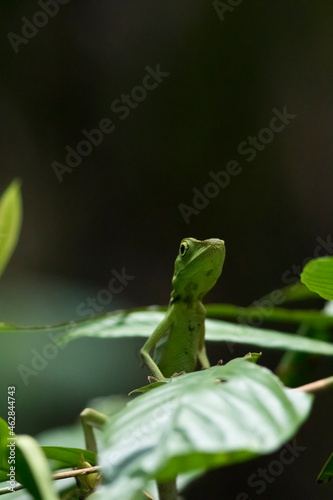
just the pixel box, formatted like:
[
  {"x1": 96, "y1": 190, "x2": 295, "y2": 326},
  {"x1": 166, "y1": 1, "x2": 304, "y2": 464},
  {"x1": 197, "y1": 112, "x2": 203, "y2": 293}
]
[
  {"x1": 293, "y1": 375, "x2": 333, "y2": 393},
  {"x1": 0, "y1": 466, "x2": 101, "y2": 495},
  {"x1": 53, "y1": 465, "x2": 100, "y2": 480},
  {"x1": 0, "y1": 485, "x2": 24, "y2": 495}
]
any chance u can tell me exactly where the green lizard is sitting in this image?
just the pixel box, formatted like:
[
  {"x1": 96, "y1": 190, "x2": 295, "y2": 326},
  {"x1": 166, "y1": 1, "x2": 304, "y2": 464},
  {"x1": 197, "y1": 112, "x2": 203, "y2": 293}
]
[
  {"x1": 140, "y1": 237, "x2": 225, "y2": 380},
  {"x1": 79, "y1": 237, "x2": 225, "y2": 500},
  {"x1": 140, "y1": 237, "x2": 225, "y2": 499}
]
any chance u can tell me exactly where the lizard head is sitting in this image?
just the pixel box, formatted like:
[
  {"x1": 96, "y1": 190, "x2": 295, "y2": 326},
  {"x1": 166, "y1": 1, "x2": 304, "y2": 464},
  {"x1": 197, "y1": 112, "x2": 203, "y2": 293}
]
[{"x1": 171, "y1": 237, "x2": 225, "y2": 302}]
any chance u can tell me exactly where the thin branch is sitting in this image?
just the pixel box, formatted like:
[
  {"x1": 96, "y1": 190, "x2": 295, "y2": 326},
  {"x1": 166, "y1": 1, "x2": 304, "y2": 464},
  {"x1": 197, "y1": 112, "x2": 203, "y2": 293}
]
[
  {"x1": 293, "y1": 375, "x2": 333, "y2": 393},
  {"x1": 0, "y1": 466, "x2": 101, "y2": 496},
  {"x1": 53, "y1": 465, "x2": 100, "y2": 481},
  {"x1": 0, "y1": 484, "x2": 24, "y2": 495}
]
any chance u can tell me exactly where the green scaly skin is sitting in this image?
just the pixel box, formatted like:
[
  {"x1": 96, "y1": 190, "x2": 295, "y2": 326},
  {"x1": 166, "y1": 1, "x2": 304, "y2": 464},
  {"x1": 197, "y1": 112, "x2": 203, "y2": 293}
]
[
  {"x1": 140, "y1": 237, "x2": 225, "y2": 500},
  {"x1": 141, "y1": 237, "x2": 225, "y2": 380}
]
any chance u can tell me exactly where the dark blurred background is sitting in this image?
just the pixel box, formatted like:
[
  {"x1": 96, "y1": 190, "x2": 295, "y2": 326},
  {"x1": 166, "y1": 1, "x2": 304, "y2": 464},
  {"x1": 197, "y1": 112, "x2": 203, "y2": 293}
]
[{"x1": 1, "y1": 1, "x2": 333, "y2": 498}]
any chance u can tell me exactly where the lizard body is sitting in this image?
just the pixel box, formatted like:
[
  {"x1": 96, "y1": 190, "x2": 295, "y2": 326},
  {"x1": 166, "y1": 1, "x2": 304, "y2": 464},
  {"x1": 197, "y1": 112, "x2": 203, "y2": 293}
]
[{"x1": 141, "y1": 237, "x2": 225, "y2": 380}]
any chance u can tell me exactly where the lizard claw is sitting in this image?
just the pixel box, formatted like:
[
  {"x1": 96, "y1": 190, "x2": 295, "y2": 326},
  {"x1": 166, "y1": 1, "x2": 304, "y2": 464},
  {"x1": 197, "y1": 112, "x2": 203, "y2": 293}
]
[
  {"x1": 148, "y1": 372, "x2": 185, "y2": 384},
  {"x1": 170, "y1": 371, "x2": 186, "y2": 378}
]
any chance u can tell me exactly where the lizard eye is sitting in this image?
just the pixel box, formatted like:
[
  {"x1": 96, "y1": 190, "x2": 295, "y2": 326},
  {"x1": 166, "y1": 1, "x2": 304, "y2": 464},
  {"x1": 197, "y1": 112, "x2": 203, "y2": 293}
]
[{"x1": 179, "y1": 240, "x2": 189, "y2": 256}]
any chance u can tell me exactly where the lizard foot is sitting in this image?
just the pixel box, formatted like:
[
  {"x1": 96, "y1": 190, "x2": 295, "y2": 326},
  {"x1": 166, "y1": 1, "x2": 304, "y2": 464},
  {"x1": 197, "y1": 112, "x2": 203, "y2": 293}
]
[
  {"x1": 148, "y1": 375, "x2": 162, "y2": 384},
  {"x1": 170, "y1": 371, "x2": 186, "y2": 378}
]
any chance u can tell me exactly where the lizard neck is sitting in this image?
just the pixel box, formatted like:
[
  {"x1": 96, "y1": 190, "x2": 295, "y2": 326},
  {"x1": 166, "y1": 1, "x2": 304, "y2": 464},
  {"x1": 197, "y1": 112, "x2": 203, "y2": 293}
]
[{"x1": 170, "y1": 287, "x2": 204, "y2": 309}]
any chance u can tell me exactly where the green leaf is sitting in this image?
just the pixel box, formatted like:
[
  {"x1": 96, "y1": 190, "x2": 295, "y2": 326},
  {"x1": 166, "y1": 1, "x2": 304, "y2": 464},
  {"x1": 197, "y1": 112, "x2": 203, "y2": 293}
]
[
  {"x1": 94, "y1": 358, "x2": 312, "y2": 500},
  {"x1": 0, "y1": 416, "x2": 96, "y2": 471},
  {"x1": 41, "y1": 446, "x2": 96, "y2": 469},
  {"x1": 15, "y1": 435, "x2": 60, "y2": 500},
  {"x1": 129, "y1": 380, "x2": 168, "y2": 395},
  {"x1": 0, "y1": 417, "x2": 11, "y2": 479},
  {"x1": 59, "y1": 309, "x2": 333, "y2": 356},
  {"x1": 275, "y1": 323, "x2": 331, "y2": 386},
  {"x1": 0, "y1": 179, "x2": 22, "y2": 279},
  {"x1": 204, "y1": 317, "x2": 333, "y2": 355},
  {"x1": 2, "y1": 307, "x2": 333, "y2": 356},
  {"x1": 33, "y1": 417, "x2": 200, "y2": 500},
  {"x1": 301, "y1": 257, "x2": 333, "y2": 300},
  {"x1": 0, "y1": 416, "x2": 95, "y2": 497},
  {"x1": 317, "y1": 452, "x2": 333, "y2": 483}
]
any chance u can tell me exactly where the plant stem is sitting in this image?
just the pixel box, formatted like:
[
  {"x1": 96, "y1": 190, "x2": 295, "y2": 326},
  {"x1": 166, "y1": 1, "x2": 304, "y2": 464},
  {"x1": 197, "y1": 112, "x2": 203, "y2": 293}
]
[
  {"x1": 53, "y1": 465, "x2": 100, "y2": 481},
  {"x1": 205, "y1": 304, "x2": 333, "y2": 326},
  {"x1": 0, "y1": 466, "x2": 100, "y2": 496},
  {"x1": 157, "y1": 479, "x2": 178, "y2": 500},
  {"x1": 293, "y1": 375, "x2": 333, "y2": 393}
]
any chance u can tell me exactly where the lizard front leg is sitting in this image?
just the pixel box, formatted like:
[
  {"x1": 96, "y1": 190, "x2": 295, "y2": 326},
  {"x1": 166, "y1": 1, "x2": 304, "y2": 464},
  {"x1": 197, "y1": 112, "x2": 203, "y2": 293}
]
[
  {"x1": 197, "y1": 320, "x2": 210, "y2": 370},
  {"x1": 198, "y1": 343, "x2": 210, "y2": 370},
  {"x1": 140, "y1": 314, "x2": 172, "y2": 381}
]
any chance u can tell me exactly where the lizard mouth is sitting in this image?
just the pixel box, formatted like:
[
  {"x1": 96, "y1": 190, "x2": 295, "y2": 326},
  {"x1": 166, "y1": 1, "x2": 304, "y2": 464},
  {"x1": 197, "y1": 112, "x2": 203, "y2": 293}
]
[{"x1": 204, "y1": 238, "x2": 225, "y2": 248}]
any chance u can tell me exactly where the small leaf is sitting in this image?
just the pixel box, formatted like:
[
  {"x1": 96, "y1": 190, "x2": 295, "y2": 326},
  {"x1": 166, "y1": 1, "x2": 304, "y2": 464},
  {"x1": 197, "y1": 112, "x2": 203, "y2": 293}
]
[
  {"x1": 0, "y1": 179, "x2": 22, "y2": 279},
  {"x1": 243, "y1": 351, "x2": 261, "y2": 363},
  {"x1": 95, "y1": 358, "x2": 312, "y2": 500},
  {"x1": 317, "y1": 452, "x2": 333, "y2": 483},
  {"x1": 41, "y1": 446, "x2": 97, "y2": 469},
  {"x1": 129, "y1": 380, "x2": 168, "y2": 395},
  {"x1": 301, "y1": 257, "x2": 333, "y2": 300}
]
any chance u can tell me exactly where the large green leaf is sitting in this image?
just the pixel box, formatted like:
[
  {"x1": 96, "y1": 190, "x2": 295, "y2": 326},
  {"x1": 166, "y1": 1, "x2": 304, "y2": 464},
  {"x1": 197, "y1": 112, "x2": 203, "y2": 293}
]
[
  {"x1": 59, "y1": 309, "x2": 333, "y2": 355},
  {"x1": 91, "y1": 358, "x2": 312, "y2": 500},
  {"x1": 34, "y1": 406, "x2": 198, "y2": 499},
  {"x1": 3, "y1": 302, "x2": 333, "y2": 334},
  {"x1": 2, "y1": 308, "x2": 333, "y2": 356},
  {"x1": 301, "y1": 257, "x2": 333, "y2": 300},
  {"x1": 0, "y1": 179, "x2": 22, "y2": 279},
  {"x1": 204, "y1": 316, "x2": 333, "y2": 354}
]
